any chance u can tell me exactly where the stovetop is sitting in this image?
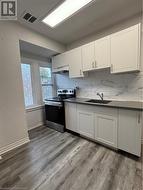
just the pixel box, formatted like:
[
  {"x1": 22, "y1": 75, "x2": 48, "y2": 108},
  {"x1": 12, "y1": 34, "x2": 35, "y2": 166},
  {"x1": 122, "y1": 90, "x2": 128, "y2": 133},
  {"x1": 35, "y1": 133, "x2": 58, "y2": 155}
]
[
  {"x1": 45, "y1": 97, "x2": 63, "y2": 102},
  {"x1": 45, "y1": 95, "x2": 74, "y2": 102},
  {"x1": 45, "y1": 89, "x2": 76, "y2": 102}
]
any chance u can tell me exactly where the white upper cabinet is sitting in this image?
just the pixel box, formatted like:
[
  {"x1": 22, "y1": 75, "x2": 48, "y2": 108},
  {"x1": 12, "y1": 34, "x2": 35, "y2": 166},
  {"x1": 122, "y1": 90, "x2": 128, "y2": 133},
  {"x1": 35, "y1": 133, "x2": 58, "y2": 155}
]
[
  {"x1": 82, "y1": 42, "x2": 95, "y2": 71},
  {"x1": 110, "y1": 24, "x2": 141, "y2": 73},
  {"x1": 52, "y1": 55, "x2": 59, "y2": 71},
  {"x1": 94, "y1": 36, "x2": 110, "y2": 69},
  {"x1": 52, "y1": 53, "x2": 69, "y2": 72},
  {"x1": 68, "y1": 47, "x2": 84, "y2": 78},
  {"x1": 52, "y1": 23, "x2": 141, "y2": 76},
  {"x1": 82, "y1": 36, "x2": 110, "y2": 72}
]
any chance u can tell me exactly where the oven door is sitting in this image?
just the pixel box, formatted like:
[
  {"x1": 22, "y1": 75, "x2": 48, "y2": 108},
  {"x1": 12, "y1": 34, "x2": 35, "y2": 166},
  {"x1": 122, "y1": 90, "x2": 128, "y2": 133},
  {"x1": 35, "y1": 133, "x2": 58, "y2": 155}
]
[{"x1": 45, "y1": 101, "x2": 65, "y2": 132}]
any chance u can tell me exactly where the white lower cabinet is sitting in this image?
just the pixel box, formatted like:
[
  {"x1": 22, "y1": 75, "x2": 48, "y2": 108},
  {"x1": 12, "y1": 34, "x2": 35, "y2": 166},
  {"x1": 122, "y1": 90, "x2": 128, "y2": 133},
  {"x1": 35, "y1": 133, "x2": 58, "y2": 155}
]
[
  {"x1": 77, "y1": 108, "x2": 94, "y2": 139},
  {"x1": 65, "y1": 103, "x2": 78, "y2": 133},
  {"x1": 118, "y1": 109, "x2": 142, "y2": 156},
  {"x1": 65, "y1": 102, "x2": 142, "y2": 156},
  {"x1": 94, "y1": 113, "x2": 118, "y2": 148},
  {"x1": 94, "y1": 107, "x2": 118, "y2": 148},
  {"x1": 77, "y1": 105, "x2": 118, "y2": 145}
]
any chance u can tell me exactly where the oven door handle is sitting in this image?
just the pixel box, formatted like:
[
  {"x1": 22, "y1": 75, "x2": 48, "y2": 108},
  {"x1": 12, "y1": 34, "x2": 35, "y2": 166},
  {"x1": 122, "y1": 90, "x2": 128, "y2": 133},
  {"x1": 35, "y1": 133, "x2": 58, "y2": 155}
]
[{"x1": 45, "y1": 101, "x2": 63, "y2": 107}]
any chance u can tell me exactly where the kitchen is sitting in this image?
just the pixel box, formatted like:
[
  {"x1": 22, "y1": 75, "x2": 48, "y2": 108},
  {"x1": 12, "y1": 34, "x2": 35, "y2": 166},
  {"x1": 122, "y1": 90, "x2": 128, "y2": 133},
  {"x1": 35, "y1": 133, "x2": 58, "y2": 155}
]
[{"x1": 0, "y1": 0, "x2": 143, "y2": 190}]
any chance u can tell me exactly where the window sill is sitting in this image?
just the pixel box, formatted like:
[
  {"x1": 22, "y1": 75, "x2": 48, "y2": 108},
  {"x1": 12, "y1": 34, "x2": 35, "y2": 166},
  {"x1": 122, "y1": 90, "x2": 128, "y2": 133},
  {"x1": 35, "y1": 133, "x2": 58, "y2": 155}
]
[{"x1": 26, "y1": 105, "x2": 44, "y2": 112}]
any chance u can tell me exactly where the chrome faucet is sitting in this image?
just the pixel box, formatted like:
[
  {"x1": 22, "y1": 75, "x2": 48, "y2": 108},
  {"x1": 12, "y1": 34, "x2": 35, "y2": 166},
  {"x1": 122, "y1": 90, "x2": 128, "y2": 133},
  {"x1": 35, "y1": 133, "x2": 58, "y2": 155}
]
[{"x1": 97, "y1": 93, "x2": 104, "y2": 101}]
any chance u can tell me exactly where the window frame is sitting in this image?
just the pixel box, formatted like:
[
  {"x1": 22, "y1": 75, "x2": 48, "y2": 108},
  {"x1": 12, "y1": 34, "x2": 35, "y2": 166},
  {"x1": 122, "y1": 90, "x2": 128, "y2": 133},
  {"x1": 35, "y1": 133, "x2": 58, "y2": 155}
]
[{"x1": 39, "y1": 66, "x2": 54, "y2": 100}]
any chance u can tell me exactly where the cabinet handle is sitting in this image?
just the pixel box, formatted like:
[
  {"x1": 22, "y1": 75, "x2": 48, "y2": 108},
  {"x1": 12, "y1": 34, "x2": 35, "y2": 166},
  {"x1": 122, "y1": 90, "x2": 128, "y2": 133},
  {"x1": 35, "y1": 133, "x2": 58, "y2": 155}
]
[
  {"x1": 92, "y1": 62, "x2": 94, "y2": 68},
  {"x1": 111, "y1": 64, "x2": 113, "y2": 72},
  {"x1": 138, "y1": 113, "x2": 141, "y2": 124},
  {"x1": 80, "y1": 70, "x2": 82, "y2": 76},
  {"x1": 94, "y1": 61, "x2": 97, "y2": 68},
  {"x1": 57, "y1": 66, "x2": 62, "y2": 69}
]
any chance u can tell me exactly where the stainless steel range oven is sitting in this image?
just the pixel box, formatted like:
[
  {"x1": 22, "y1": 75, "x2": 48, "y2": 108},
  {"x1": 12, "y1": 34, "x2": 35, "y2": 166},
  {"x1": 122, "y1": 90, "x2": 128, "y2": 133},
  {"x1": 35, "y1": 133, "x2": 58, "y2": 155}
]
[{"x1": 45, "y1": 89, "x2": 75, "y2": 132}]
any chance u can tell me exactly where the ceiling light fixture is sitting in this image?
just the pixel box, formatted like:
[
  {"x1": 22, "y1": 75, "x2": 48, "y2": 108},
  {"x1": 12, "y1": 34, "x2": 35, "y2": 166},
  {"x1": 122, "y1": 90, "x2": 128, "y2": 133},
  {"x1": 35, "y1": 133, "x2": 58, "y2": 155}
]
[{"x1": 42, "y1": 0, "x2": 93, "y2": 28}]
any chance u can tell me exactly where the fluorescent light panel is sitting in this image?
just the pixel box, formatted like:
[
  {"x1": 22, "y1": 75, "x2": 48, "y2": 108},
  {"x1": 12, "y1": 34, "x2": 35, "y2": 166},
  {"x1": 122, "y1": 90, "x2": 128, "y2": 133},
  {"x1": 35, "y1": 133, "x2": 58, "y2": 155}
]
[{"x1": 42, "y1": 0, "x2": 93, "y2": 27}]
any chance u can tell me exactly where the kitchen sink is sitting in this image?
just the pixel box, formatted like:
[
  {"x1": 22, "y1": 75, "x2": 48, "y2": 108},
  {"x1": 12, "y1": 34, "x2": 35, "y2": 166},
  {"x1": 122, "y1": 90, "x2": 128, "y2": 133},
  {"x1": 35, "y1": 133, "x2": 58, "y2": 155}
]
[{"x1": 86, "y1": 99, "x2": 112, "y2": 104}]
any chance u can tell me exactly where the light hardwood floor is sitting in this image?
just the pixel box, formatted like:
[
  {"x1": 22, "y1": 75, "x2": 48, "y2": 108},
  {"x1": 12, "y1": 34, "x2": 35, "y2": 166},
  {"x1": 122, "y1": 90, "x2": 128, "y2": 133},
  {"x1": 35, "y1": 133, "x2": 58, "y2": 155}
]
[{"x1": 0, "y1": 126, "x2": 142, "y2": 190}]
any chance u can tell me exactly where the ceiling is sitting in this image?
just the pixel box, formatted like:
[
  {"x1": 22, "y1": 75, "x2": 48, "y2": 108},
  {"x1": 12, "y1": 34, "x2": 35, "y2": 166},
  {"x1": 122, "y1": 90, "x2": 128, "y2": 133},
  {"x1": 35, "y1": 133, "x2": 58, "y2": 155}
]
[{"x1": 17, "y1": 0, "x2": 142, "y2": 45}]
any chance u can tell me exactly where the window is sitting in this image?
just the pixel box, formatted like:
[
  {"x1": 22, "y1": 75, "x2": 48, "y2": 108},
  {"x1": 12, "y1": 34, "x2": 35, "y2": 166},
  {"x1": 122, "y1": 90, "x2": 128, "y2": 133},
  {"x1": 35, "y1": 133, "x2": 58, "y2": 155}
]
[
  {"x1": 40, "y1": 67, "x2": 53, "y2": 100},
  {"x1": 21, "y1": 62, "x2": 53, "y2": 108},
  {"x1": 21, "y1": 63, "x2": 34, "y2": 107}
]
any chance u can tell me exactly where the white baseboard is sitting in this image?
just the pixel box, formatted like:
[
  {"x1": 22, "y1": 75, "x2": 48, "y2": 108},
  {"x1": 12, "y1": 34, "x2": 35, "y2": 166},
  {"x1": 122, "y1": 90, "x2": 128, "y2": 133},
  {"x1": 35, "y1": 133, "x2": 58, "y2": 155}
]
[
  {"x1": 28, "y1": 122, "x2": 45, "y2": 131},
  {"x1": 0, "y1": 137, "x2": 30, "y2": 157}
]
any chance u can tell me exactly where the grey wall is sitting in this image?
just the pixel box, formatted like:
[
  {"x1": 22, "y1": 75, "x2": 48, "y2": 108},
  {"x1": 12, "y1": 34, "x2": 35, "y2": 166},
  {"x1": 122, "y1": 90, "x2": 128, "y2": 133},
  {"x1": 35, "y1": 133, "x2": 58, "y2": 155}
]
[{"x1": 0, "y1": 21, "x2": 65, "y2": 157}]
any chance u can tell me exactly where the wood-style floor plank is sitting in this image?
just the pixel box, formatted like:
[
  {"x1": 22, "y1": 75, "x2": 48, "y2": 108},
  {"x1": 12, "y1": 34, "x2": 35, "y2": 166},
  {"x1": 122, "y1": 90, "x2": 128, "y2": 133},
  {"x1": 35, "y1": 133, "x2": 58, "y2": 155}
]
[{"x1": 0, "y1": 126, "x2": 142, "y2": 190}]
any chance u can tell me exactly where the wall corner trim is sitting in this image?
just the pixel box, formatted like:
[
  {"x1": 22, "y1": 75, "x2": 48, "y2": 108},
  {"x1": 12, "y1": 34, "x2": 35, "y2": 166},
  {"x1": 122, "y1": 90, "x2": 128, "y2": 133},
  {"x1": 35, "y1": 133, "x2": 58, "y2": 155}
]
[{"x1": 0, "y1": 137, "x2": 30, "y2": 156}]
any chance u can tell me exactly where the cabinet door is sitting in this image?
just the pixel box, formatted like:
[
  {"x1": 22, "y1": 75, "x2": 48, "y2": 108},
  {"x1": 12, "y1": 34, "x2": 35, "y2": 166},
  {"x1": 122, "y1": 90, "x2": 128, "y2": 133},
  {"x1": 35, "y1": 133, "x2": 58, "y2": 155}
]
[
  {"x1": 94, "y1": 36, "x2": 110, "y2": 69},
  {"x1": 52, "y1": 53, "x2": 68, "y2": 71},
  {"x1": 52, "y1": 56, "x2": 59, "y2": 70},
  {"x1": 77, "y1": 109, "x2": 94, "y2": 139},
  {"x1": 82, "y1": 42, "x2": 95, "y2": 71},
  {"x1": 110, "y1": 24, "x2": 140, "y2": 73},
  {"x1": 68, "y1": 47, "x2": 84, "y2": 78},
  {"x1": 94, "y1": 113, "x2": 118, "y2": 148},
  {"x1": 65, "y1": 103, "x2": 78, "y2": 133},
  {"x1": 118, "y1": 109, "x2": 142, "y2": 156}
]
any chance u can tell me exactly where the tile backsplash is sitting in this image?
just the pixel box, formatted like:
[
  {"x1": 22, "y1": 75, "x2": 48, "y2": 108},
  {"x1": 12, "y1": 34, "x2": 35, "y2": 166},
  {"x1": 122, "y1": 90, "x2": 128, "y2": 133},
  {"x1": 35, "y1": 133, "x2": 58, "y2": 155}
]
[{"x1": 55, "y1": 69, "x2": 143, "y2": 101}]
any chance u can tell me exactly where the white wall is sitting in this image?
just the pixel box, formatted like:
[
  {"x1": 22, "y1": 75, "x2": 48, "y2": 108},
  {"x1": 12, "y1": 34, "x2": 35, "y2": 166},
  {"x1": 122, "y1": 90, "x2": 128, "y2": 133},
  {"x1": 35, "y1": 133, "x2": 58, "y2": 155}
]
[
  {"x1": 26, "y1": 106, "x2": 45, "y2": 130},
  {"x1": 0, "y1": 21, "x2": 65, "y2": 157}
]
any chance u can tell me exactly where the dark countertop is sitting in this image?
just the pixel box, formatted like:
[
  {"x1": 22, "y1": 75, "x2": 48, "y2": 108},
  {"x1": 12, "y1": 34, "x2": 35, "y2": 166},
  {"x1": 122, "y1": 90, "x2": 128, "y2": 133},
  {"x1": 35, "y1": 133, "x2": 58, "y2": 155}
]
[{"x1": 64, "y1": 98, "x2": 143, "y2": 111}]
